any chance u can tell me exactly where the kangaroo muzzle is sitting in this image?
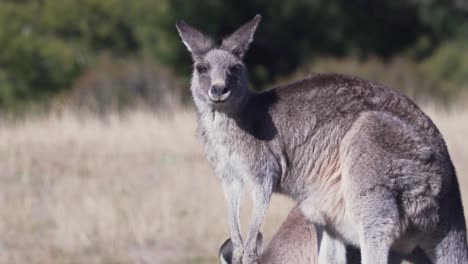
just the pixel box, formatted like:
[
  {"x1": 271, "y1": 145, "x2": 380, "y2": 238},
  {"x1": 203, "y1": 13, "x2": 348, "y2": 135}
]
[{"x1": 209, "y1": 83, "x2": 231, "y2": 102}]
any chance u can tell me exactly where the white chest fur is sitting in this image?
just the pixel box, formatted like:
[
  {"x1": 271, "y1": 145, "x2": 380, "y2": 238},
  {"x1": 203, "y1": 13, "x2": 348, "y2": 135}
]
[{"x1": 201, "y1": 113, "x2": 253, "y2": 183}]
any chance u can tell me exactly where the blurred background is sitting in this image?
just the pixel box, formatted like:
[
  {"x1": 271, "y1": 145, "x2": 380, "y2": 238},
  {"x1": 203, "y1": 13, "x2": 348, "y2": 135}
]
[{"x1": 0, "y1": 0, "x2": 467, "y2": 263}]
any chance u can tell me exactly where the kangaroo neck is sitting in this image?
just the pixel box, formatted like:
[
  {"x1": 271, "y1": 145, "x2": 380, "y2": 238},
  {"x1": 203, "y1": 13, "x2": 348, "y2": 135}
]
[{"x1": 199, "y1": 90, "x2": 279, "y2": 143}]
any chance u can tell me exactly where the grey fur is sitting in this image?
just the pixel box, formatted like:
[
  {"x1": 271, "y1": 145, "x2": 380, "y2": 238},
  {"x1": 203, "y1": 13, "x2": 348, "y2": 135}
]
[{"x1": 176, "y1": 15, "x2": 468, "y2": 264}]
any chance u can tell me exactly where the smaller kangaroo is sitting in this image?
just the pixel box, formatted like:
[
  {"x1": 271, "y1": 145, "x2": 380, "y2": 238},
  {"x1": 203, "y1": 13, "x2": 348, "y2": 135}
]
[
  {"x1": 219, "y1": 206, "x2": 432, "y2": 264},
  {"x1": 177, "y1": 14, "x2": 468, "y2": 264},
  {"x1": 219, "y1": 206, "x2": 318, "y2": 264}
]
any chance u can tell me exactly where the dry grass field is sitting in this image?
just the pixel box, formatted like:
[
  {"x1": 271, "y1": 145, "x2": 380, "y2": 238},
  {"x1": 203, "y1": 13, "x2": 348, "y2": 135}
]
[{"x1": 0, "y1": 106, "x2": 467, "y2": 264}]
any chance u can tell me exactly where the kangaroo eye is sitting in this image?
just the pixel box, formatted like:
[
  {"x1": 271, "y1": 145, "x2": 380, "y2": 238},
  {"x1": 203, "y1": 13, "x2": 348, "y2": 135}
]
[
  {"x1": 229, "y1": 64, "x2": 242, "y2": 74},
  {"x1": 196, "y1": 65, "x2": 208, "y2": 74}
]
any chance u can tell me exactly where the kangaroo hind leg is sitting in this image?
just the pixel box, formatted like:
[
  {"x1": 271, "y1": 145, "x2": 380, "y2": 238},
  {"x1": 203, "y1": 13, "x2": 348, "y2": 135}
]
[{"x1": 356, "y1": 187, "x2": 401, "y2": 264}]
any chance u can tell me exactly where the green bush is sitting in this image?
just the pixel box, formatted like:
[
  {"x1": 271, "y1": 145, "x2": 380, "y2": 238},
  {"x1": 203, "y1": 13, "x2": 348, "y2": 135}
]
[
  {"x1": 61, "y1": 55, "x2": 183, "y2": 115},
  {"x1": 0, "y1": 0, "x2": 467, "y2": 113},
  {"x1": 286, "y1": 39, "x2": 468, "y2": 103},
  {"x1": 0, "y1": 0, "x2": 167, "y2": 112},
  {"x1": 421, "y1": 42, "x2": 468, "y2": 96}
]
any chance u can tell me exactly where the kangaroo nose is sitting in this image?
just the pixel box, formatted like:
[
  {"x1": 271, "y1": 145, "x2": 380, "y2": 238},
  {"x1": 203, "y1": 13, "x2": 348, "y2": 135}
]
[
  {"x1": 210, "y1": 84, "x2": 228, "y2": 96},
  {"x1": 209, "y1": 83, "x2": 231, "y2": 102}
]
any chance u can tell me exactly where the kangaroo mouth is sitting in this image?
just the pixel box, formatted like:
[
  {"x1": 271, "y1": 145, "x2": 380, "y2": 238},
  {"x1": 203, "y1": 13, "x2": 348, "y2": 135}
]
[{"x1": 209, "y1": 89, "x2": 231, "y2": 102}]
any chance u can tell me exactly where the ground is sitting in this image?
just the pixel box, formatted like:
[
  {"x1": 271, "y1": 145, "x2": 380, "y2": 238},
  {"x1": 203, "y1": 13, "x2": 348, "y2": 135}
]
[{"x1": 0, "y1": 106, "x2": 467, "y2": 264}]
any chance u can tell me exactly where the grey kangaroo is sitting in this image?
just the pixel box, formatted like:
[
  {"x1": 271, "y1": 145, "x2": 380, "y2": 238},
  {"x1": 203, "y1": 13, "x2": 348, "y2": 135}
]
[{"x1": 176, "y1": 15, "x2": 468, "y2": 264}]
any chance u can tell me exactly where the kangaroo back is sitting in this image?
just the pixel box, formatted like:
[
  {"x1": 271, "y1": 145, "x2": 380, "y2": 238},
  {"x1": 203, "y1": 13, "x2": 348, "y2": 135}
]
[{"x1": 259, "y1": 207, "x2": 317, "y2": 263}]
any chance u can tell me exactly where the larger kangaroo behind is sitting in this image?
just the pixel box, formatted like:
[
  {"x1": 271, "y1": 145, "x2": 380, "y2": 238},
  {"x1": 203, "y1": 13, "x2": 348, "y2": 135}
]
[{"x1": 176, "y1": 15, "x2": 468, "y2": 264}]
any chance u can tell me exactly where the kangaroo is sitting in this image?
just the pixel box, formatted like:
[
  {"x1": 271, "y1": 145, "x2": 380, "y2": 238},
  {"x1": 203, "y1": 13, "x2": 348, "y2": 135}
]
[
  {"x1": 219, "y1": 206, "x2": 432, "y2": 264},
  {"x1": 219, "y1": 206, "x2": 318, "y2": 264},
  {"x1": 176, "y1": 15, "x2": 468, "y2": 264}
]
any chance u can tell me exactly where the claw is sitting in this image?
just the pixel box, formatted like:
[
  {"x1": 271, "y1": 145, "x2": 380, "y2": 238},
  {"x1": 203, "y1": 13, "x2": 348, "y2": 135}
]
[{"x1": 242, "y1": 252, "x2": 259, "y2": 264}]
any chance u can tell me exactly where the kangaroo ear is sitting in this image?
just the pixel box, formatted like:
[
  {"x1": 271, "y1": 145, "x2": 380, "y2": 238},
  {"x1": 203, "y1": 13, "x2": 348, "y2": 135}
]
[
  {"x1": 221, "y1": 14, "x2": 261, "y2": 58},
  {"x1": 176, "y1": 20, "x2": 214, "y2": 55},
  {"x1": 219, "y1": 238, "x2": 233, "y2": 264}
]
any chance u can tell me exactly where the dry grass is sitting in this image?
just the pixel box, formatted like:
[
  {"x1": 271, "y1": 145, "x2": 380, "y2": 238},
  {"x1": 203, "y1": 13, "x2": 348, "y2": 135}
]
[{"x1": 0, "y1": 106, "x2": 467, "y2": 264}]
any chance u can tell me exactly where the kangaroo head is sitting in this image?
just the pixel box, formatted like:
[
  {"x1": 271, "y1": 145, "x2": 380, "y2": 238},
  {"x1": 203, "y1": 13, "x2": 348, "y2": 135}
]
[
  {"x1": 219, "y1": 233, "x2": 263, "y2": 264},
  {"x1": 176, "y1": 15, "x2": 261, "y2": 114}
]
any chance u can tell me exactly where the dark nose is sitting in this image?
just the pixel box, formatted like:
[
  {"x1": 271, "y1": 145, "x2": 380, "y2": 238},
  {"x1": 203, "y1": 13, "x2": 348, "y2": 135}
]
[{"x1": 210, "y1": 84, "x2": 229, "y2": 97}]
